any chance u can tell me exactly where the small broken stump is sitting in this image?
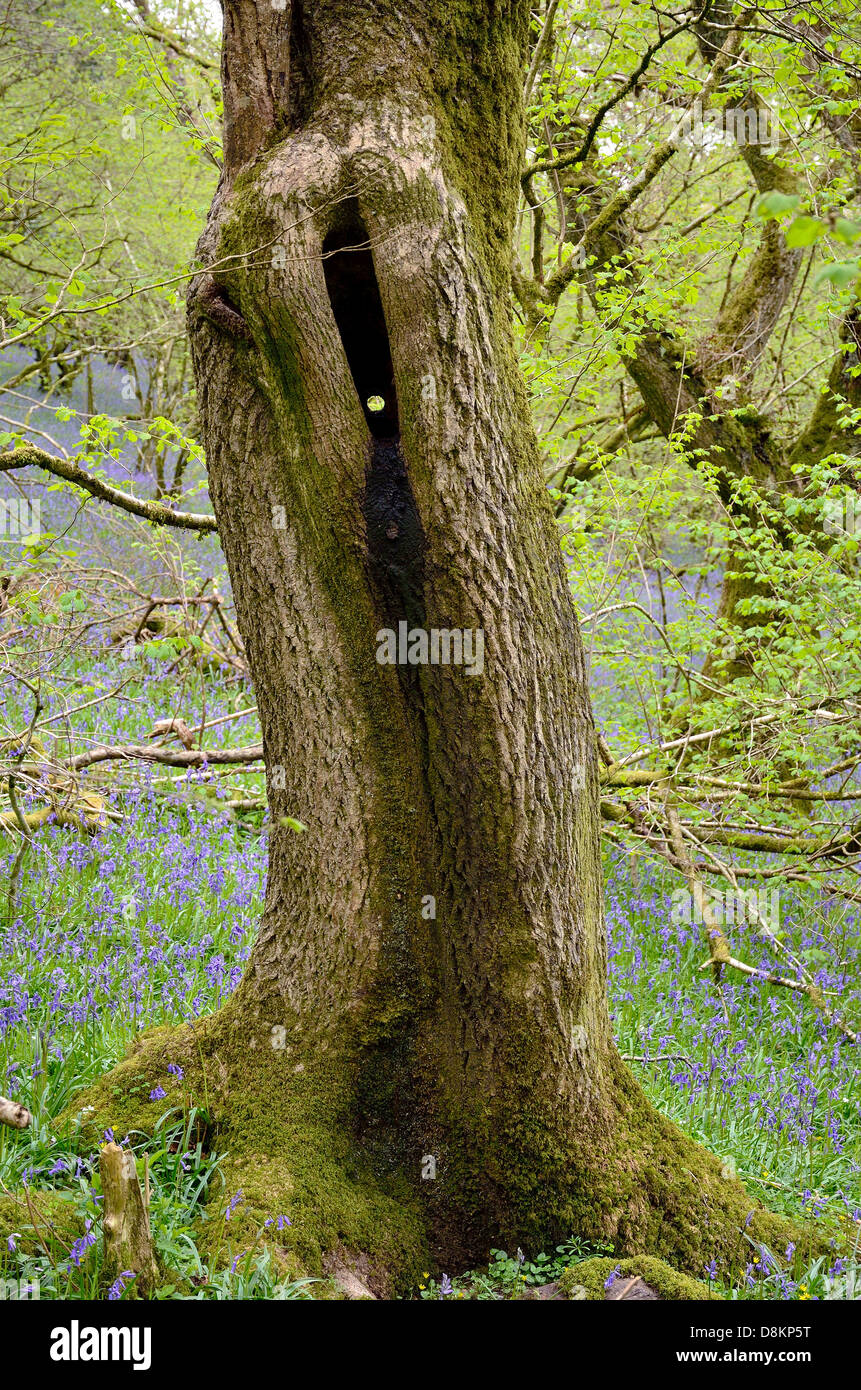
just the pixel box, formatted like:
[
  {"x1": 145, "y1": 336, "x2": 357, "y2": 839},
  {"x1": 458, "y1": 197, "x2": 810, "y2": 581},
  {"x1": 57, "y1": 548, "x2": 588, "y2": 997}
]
[{"x1": 99, "y1": 1142, "x2": 159, "y2": 1297}]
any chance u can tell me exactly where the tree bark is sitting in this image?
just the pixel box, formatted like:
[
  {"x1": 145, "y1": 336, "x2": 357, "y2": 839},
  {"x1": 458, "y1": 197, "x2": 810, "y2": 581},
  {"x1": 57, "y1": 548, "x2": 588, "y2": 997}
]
[{"x1": 76, "y1": 0, "x2": 796, "y2": 1288}]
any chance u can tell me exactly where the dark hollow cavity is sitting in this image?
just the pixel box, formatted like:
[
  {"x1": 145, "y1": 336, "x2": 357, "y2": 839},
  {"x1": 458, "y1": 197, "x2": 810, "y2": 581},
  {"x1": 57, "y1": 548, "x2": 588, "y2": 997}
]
[
  {"x1": 364, "y1": 436, "x2": 426, "y2": 630},
  {"x1": 322, "y1": 208, "x2": 399, "y2": 439},
  {"x1": 323, "y1": 204, "x2": 425, "y2": 630}
]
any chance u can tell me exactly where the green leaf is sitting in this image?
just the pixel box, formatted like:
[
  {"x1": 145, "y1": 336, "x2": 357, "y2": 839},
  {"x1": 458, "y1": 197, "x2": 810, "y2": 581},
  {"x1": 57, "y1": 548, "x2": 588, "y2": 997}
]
[
  {"x1": 814, "y1": 260, "x2": 860, "y2": 290},
  {"x1": 58, "y1": 589, "x2": 87, "y2": 612},
  {"x1": 784, "y1": 216, "x2": 826, "y2": 248},
  {"x1": 141, "y1": 638, "x2": 180, "y2": 660},
  {"x1": 834, "y1": 217, "x2": 861, "y2": 245},
  {"x1": 755, "y1": 191, "x2": 801, "y2": 220}
]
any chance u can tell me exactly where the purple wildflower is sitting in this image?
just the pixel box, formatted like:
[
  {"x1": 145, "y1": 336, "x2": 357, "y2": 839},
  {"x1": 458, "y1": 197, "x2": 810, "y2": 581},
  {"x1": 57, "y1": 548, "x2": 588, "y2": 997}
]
[
  {"x1": 66, "y1": 1219, "x2": 97, "y2": 1271},
  {"x1": 225, "y1": 1190, "x2": 244, "y2": 1220},
  {"x1": 108, "y1": 1271, "x2": 136, "y2": 1301}
]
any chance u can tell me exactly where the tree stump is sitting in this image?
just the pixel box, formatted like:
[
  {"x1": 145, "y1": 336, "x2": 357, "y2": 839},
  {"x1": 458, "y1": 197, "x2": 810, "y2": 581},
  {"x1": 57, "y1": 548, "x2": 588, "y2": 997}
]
[{"x1": 99, "y1": 1143, "x2": 158, "y2": 1297}]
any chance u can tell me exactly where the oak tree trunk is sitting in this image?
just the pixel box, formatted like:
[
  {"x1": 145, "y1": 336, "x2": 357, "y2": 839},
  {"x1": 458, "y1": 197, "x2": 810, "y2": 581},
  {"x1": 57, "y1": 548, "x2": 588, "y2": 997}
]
[{"x1": 84, "y1": 0, "x2": 794, "y2": 1289}]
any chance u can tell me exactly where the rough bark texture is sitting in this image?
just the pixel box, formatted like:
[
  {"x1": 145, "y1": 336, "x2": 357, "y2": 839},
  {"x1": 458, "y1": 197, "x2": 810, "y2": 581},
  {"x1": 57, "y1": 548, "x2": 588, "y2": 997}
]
[{"x1": 68, "y1": 0, "x2": 799, "y2": 1289}]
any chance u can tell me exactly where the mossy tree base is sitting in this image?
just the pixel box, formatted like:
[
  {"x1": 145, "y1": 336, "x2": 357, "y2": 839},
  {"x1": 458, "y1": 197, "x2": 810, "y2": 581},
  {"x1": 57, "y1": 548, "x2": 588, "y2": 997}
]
[
  {"x1": 57, "y1": 999, "x2": 809, "y2": 1299},
  {"x1": 60, "y1": 1006, "x2": 431, "y2": 1298}
]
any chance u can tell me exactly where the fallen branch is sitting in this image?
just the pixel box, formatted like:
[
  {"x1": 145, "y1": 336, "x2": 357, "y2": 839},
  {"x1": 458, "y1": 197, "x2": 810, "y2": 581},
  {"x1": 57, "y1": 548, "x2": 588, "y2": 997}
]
[
  {"x1": 0, "y1": 1095, "x2": 31, "y2": 1129},
  {"x1": 69, "y1": 742, "x2": 263, "y2": 771},
  {"x1": 599, "y1": 799, "x2": 861, "y2": 859},
  {"x1": 0, "y1": 803, "x2": 119, "y2": 835}
]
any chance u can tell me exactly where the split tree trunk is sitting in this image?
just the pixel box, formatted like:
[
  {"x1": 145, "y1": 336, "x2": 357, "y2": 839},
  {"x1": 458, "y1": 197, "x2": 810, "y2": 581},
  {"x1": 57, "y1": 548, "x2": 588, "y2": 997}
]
[{"x1": 158, "y1": 0, "x2": 789, "y2": 1279}]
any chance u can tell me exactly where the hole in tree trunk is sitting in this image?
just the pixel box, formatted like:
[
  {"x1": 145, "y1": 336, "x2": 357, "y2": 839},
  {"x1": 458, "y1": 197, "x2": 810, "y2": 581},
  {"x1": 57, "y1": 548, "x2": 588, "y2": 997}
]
[
  {"x1": 323, "y1": 204, "x2": 425, "y2": 631},
  {"x1": 322, "y1": 208, "x2": 399, "y2": 439}
]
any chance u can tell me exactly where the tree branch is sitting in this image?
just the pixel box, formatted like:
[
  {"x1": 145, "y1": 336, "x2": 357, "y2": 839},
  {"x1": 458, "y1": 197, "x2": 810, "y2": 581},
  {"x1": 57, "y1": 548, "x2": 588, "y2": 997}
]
[
  {"x1": 68, "y1": 742, "x2": 263, "y2": 771},
  {"x1": 1, "y1": 445, "x2": 218, "y2": 533}
]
